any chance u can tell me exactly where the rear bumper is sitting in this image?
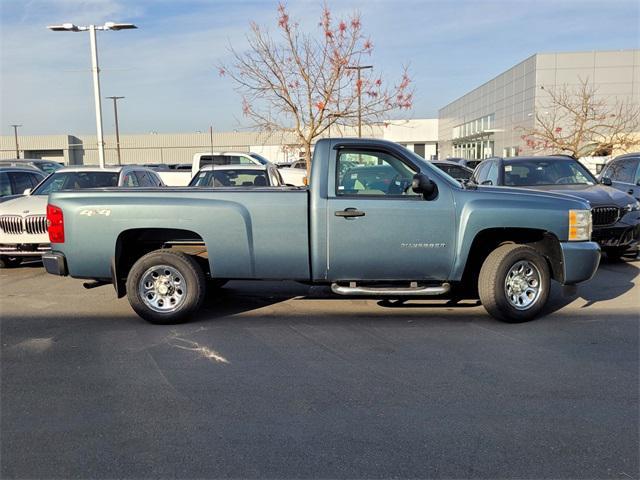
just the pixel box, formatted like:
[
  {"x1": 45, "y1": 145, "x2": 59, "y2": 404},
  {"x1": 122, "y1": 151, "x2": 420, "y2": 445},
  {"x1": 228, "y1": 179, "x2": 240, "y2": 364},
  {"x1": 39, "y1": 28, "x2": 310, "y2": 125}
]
[
  {"x1": 0, "y1": 243, "x2": 50, "y2": 257},
  {"x1": 561, "y1": 241, "x2": 600, "y2": 285},
  {"x1": 42, "y1": 252, "x2": 68, "y2": 276}
]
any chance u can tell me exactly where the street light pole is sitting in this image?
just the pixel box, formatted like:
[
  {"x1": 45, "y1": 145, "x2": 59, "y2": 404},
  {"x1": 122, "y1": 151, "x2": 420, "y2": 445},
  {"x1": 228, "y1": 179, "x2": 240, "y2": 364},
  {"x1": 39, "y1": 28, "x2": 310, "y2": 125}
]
[
  {"x1": 47, "y1": 21, "x2": 137, "y2": 168},
  {"x1": 10, "y1": 124, "x2": 21, "y2": 158},
  {"x1": 106, "y1": 96, "x2": 124, "y2": 164},
  {"x1": 346, "y1": 65, "x2": 373, "y2": 137},
  {"x1": 89, "y1": 25, "x2": 106, "y2": 167}
]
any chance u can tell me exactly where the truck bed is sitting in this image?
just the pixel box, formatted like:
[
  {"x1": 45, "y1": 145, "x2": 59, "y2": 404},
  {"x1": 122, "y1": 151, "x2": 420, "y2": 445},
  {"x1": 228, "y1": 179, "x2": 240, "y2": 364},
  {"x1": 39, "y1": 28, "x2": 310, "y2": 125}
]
[{"x1": 49, "y1": 187, "x2": 310, "y2": 280}]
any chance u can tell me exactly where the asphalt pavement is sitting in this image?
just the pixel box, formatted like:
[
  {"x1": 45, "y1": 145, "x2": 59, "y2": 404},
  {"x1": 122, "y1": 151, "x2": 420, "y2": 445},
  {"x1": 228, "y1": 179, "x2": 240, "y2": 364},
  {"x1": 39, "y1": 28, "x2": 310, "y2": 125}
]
[{"x1": 1, "y1": 257, "x2": 639, "y2": 479}]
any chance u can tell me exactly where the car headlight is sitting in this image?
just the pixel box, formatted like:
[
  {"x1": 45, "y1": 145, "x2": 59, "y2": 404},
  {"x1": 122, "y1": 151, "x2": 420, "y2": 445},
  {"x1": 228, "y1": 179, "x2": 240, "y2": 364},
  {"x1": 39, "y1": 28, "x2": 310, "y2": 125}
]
[
  {"x1": 569, "y1": 209, "x2": 592, "y2": 241},
  {"x1": 624, "y1": 200, "x2": 640, "y2": 212}
]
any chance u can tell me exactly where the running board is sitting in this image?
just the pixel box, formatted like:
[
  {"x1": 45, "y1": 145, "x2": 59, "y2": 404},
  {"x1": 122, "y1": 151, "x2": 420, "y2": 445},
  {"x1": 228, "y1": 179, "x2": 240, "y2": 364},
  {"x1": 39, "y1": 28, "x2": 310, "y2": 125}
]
[{"x1": 331, "y1": 282, "x2": 450, "y2": 296}]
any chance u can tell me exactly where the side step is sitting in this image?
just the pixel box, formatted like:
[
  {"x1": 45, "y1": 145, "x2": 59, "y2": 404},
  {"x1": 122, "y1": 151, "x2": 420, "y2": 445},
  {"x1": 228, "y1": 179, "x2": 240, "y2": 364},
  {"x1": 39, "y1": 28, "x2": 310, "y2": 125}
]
[{"x1": 331, "y1": 281, "x2": 450, "y2": 296}]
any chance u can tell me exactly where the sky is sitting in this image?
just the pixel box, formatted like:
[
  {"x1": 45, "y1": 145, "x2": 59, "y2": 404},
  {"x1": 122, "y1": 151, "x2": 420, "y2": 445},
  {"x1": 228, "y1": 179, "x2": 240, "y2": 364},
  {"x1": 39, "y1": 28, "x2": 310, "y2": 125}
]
[{"x1": 0, "y1": 0, "x2": 638, "y2": 136}]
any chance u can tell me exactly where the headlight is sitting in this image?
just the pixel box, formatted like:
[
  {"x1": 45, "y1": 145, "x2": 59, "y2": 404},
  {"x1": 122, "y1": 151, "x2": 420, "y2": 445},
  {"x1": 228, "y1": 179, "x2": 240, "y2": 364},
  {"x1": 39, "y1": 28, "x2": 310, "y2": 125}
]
[
  {"x1": 568, "y1": 209, "x2": 592, "y2": 241},
  {"x1": 624, "y1": 201, "x2": 640, "y2": 212}
]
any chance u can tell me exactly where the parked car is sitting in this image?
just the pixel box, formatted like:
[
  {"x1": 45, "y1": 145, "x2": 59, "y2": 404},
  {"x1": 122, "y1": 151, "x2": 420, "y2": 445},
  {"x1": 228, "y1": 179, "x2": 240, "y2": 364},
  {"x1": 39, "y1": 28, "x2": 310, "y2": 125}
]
[
  {"x1": 0, "y1": 165, "x2": 163, "y2": 268},
  {"x1": 599, "y1": 152, "x2": 640, "y2": 201},
  {"x1": 447, "y1": 157, "x2": 483, "y2": 170},
  {"x1": 250, "y1": 153, "x2": 306, "y2": 186},
  {"x1": 431, "y1": 161, "x2": 474, "y2": 182},
  {"x1": 470, "y1": 156, "x2": 640, "y2": 260},
  {"x1": 189, "y1": 164, "x2": 284, "y2": 187},
  {"x1": 0, "y1": 166, "x2": 46, "y2": 203},
  {"x1": 0, "y1": 159, "x2": 63, "y2": 175},
  {"x1": 43, "y1": 138, "x2": 600, "y2": 324}
]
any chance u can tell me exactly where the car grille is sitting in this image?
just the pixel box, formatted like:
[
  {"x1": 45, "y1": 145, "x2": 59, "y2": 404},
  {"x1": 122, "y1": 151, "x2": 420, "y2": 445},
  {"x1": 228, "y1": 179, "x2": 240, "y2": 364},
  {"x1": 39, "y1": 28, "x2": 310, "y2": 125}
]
[
  {"x1": 0, "y1": 215, "x2": 48, "y2": 235},
  {"x1": 592, "y1": 207, "x2": 620, "y2": 227}
]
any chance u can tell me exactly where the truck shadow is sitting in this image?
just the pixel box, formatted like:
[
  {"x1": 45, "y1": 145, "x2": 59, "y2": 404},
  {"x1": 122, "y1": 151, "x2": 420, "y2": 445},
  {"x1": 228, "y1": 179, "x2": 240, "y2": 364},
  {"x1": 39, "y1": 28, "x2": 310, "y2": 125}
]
[{"x1": 190, "y1": 257, "x2": 638, "y2": 323}]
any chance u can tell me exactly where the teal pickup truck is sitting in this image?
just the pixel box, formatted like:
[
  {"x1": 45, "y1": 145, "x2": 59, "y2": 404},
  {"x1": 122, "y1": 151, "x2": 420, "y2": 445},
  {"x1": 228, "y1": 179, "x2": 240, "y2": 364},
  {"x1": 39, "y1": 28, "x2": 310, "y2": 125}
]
[{"x1": 43, "y1": 139, "x2": 600, "y2": 324}]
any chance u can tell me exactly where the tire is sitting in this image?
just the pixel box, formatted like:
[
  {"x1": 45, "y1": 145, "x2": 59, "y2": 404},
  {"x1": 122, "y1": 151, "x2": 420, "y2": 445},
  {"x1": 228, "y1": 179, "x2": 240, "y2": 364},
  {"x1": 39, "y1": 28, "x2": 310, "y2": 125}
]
[
  {"x1": 0, "y1": 256, "x2": 22, "y2": 268},
  {"x1": 478, "y1": 244, "x2": 550, "y2": 323},
  {"x1": 126, "y1": 250, "x2": 205, "y2": 324},
  {"x1": 603, "y1": 247, "x2": 627, "y2": 262}
]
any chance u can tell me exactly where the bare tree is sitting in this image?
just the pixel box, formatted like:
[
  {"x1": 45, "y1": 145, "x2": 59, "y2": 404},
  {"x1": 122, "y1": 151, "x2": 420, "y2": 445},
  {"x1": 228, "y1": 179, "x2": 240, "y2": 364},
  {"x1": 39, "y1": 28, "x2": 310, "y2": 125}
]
[
  {"x1": 519, "y1": 79, "x2": 640, "y2": 158},
  {"x1": 219, "y1": 3, "x2": 413, "y2": 173}
]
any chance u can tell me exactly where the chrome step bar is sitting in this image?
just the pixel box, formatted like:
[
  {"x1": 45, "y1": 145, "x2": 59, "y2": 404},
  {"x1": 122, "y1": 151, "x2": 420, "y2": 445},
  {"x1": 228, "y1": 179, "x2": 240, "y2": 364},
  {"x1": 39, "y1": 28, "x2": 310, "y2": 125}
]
[{"x1": 331, "y1": 281, "x2": 450, "y2": 296}]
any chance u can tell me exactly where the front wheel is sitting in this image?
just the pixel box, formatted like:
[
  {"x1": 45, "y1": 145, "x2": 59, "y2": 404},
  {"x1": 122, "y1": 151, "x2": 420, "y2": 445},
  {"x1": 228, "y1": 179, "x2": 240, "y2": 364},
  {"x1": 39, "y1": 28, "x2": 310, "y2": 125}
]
[
  {"x1": 126, "y1": 250, "x2": 205, "y2": 324},
  {"x1": 478, "y1": 244, "x2": 550, "y2": 323}
]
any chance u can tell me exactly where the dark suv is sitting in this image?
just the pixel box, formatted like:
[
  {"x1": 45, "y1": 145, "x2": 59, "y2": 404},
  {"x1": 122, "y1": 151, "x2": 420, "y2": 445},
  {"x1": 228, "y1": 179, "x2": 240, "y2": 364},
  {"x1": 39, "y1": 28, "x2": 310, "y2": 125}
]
[
  {"x1": 599, "y1": 153, "x2": 640, "y2": 201},
  {"x1": 470, "y1": 155, "x2": 640, "y2": 260}
]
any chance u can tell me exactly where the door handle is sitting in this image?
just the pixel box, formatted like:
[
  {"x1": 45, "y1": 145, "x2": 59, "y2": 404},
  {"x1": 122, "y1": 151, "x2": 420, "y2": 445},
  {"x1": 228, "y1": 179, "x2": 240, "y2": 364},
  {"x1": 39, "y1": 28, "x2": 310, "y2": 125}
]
[
  {"x1": 335, "y1": 208, "x2": 365, "y2": 218},
  {"x1": 628, "y1": 189, "x2": 634, "y2": 195}
]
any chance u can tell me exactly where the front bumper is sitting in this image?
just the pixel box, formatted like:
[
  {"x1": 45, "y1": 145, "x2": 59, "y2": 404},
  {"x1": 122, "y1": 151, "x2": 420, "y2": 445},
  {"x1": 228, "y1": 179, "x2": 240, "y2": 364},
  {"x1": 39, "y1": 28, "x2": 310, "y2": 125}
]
[
  {"x1": 0, "y1": 243, "x2": 51, "y2": 257},
  {"x1": 560, "y1": 241, "x2": 600, "y2": 285},
  {"x1": 42, "y1": 252, "x2": 68, "y2": 276},
  {"x1": 592, "y1": 223, "x2": 640, "y2": 248}
]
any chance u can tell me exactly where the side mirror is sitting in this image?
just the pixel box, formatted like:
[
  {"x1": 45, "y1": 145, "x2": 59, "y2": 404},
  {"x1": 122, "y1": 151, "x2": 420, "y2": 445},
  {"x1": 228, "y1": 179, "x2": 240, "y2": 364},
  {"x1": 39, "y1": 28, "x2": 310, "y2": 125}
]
[
  {"x1": 636, "y1": 179, "x2": 640, "y2": 187},
  {"x1": 481, "y1": 180, "x2": 493, "y2": 186},
  {"x1": 411, "y1": 173, "x2": 437, "y2": 200},
  {"x1": 600, "y1": 177, "x2": 612, "y2": 186},
  {"x1": 23, "y1": 188, "x2": 32, "y2": 195}
]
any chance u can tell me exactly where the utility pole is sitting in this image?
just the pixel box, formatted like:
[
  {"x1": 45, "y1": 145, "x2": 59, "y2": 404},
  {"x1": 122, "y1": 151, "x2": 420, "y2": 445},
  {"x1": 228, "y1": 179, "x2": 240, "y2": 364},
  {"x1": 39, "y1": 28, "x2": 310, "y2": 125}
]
[
  {"x1": 209, "y1": 126, "x2": 214, "y2": 160},
  {"x1": 106, "y1": 96, "x2": 124, "y2": 164},
  {"x1": 10, "y1": 124, "x2": 21, "y2": 158},
  {"x1": 346, "y1": 65, "x2": 373, "y2": 137}
]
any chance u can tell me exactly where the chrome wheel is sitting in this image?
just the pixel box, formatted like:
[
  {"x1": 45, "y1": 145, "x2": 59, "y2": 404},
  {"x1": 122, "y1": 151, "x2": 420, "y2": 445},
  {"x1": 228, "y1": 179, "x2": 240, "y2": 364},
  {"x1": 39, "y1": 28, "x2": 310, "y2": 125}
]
[
  {"x1": 504, "y1": 260, "x2": 541, "y2": 310},
  {"x1": 138, "y1": 265, "x2": 186, "y2": 313}
]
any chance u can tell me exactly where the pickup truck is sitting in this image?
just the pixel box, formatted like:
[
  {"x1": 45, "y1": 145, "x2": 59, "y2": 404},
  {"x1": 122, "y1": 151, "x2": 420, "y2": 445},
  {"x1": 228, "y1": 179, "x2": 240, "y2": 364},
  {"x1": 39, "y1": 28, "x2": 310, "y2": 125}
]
[{"x1": 42, "y1": 138, "x2": 601, "y2": 324}]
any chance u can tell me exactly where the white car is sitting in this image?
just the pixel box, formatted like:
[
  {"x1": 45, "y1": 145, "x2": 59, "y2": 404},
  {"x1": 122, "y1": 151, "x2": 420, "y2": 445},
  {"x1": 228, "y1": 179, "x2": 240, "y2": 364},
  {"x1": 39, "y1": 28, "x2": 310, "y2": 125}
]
[
  {"x1": 189, "y1": 163, "x2": 284, "y2": 187},
  {"x1": 0, "y1": 165, "x2": 163, "y2": 268},
  {"x1": 191, "y1": 151, "x2": 307, "y2": 186}
]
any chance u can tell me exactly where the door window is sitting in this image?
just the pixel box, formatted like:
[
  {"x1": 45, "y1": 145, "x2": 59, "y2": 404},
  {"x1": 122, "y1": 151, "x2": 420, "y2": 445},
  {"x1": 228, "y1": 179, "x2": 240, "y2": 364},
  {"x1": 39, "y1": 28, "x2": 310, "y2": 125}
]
[
  {"x1": 28, "y1": 173, "x2": 43, "y2": 188},
  {"x1": 336, "y1": 150, "x2": 417, "y2": 196},
  {"x1": 605, "y1": 158, "x2": 638, "y2": 184},
  {"x1": 485, "y1": 162, "x2": 499, "y2": 185},
  {"x1": 0, "y1": 172, "x2": 11, "y2": 196},
  {"x1": 472, "y1": 161, "x2": 490, "y2": 184},
  {"x1": 123, "y1": 172, "x2": 139, "y2": 187},
  {"x1": 135, "y1": 171, "x2": 154, "y2": 187},
  {"x1": 9, "y1": 172, "x2": 34, "y2": 194}
]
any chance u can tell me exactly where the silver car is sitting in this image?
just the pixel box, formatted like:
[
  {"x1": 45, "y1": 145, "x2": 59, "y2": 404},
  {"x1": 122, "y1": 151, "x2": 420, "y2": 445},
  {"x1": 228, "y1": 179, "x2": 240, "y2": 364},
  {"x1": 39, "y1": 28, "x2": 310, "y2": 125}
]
[{"x1": 0, "y1": 165, "x2": 163, "y2": 268}]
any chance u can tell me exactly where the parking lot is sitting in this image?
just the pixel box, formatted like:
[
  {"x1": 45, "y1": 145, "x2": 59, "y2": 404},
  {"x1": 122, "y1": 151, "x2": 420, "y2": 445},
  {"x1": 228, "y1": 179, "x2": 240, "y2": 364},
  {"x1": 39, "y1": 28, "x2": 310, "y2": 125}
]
[{"x1": 1, "y1": 257, "x2": 638, "y2": 479}]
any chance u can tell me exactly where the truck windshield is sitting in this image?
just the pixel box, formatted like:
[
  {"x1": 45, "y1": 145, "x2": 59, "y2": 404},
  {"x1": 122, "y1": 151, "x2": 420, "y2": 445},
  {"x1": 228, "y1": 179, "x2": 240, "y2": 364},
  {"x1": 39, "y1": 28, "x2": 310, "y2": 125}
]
[
  {"x1": 190, "y1": 169, "x2": 269, "y2": 187},
  {"x1": 32, "y1": 171, "x2": 119, "y2": 195},
  {"x1": 503, "y1": 159, "x2": 596, "y2": 186}
]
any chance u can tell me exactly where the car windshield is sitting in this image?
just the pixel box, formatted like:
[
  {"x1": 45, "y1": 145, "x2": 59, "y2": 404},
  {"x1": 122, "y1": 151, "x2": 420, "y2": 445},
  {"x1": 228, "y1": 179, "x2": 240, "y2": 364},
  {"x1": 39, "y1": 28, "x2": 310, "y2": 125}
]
[
  {"x1": 503, "y1": 159, "x2": 596, "y2": 186},
  {"x1": 249, "y1": 153, "x2": 270, "y2": 165},
  {"x1": 190, "y1": 169, "x2": 269, "y2": 187},
  {"x1": 32, "y1": 171, "x2": 119, "y2": 195},
  {"x1": 435, "y1": 164, "x2": 472, "y2": 181}
]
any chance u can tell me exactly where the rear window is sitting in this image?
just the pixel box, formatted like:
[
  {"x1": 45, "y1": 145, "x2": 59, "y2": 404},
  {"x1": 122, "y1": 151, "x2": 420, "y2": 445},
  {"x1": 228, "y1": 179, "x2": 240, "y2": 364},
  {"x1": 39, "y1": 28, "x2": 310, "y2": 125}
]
[
  {"x1": 198, "y1": 155, "x2": 256, "y2": 169},
  {"x1": 190, "y1": 169, "x2": 269, "y2": 187},
  {"x1": 33, "y1": 171, "x2": 119, "y2": 195},
  {"x1": 503, "y1": 159, "x2": 595, "y2": 186}
]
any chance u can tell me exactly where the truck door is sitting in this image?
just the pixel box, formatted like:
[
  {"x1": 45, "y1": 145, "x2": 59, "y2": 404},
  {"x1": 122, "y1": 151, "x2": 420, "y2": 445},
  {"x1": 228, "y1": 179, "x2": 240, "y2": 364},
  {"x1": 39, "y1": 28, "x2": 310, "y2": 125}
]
[{"x1": 326, "y1": 146, "x2": 456, "y2": 281}]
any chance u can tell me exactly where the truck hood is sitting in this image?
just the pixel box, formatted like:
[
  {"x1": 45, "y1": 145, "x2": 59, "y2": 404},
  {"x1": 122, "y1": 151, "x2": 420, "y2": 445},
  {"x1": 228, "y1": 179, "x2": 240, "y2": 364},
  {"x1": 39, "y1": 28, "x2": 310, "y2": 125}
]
[
  {"x1": 519, "y1": 184, "x2": 634, "y2": 208},
  {"x1": 475, "y1": 185, "x2": 591, "y2": 208},
  {"x1": 0, "y1": 194, "x2": 48, "y2": 216}
]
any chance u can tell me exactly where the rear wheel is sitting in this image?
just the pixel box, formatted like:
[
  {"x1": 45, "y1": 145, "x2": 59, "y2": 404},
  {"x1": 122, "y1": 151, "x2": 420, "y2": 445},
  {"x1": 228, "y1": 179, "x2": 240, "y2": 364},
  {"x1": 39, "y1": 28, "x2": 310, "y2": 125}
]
[
  {"x1": 478, "y1": 244, "x2": 550, "y2": 323},
  {"x1": 0, "y1": 256, "x2": 22, "y2": 268},
  {"x1": 126, "y1": 250, "x2": 205, "y2": 324}
]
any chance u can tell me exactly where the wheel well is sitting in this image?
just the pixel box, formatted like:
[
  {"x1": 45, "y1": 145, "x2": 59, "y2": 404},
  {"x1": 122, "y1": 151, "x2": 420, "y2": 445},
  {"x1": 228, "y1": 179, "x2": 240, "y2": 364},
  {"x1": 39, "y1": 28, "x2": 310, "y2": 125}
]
[
  {"x1": 113, "y1": 228, "x2": 207, "y2": 297},
  {"x1": 461, "y1": 228, "x2": 563, "y2": 291}
]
